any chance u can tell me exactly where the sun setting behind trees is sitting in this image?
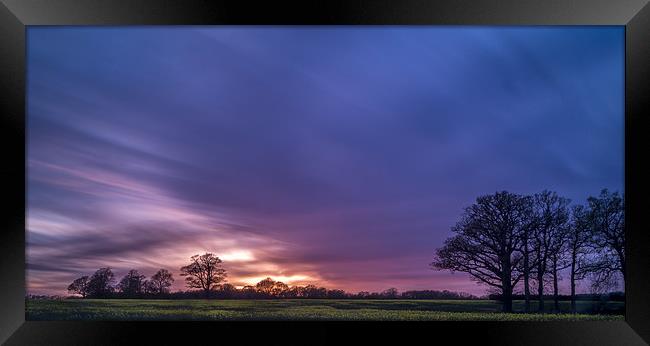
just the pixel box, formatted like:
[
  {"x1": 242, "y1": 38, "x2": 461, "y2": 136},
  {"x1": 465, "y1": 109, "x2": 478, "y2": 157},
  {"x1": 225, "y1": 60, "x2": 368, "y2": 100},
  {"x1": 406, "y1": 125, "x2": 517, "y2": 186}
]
[
  {"x1": 59, "y1": 188, "x2": 624, "y2": 313},
  {"x1": 63, "y1": 252, "x2": 429, "y2": 300}
]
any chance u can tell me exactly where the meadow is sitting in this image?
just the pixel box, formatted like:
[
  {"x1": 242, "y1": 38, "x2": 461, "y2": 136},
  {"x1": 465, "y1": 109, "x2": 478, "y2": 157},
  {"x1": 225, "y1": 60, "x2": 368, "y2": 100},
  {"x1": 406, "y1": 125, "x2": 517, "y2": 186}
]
[{"x1": 26, "y1": 299, "x2": 624, "y2": 321}]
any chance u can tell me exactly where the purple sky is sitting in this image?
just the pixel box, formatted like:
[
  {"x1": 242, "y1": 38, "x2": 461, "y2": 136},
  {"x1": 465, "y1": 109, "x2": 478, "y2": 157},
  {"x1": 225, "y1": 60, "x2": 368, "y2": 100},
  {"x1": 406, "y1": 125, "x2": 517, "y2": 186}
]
[{"x1": 26, "y1": 27, "x2": 624, "y2": 296}]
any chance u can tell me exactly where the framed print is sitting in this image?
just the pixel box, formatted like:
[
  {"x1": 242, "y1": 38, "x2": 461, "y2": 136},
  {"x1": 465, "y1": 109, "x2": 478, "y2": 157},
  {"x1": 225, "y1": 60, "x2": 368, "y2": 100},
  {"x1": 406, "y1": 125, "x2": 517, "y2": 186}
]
[{"x1": 1, "y1": 0, "x2": 649, "y2": 344}]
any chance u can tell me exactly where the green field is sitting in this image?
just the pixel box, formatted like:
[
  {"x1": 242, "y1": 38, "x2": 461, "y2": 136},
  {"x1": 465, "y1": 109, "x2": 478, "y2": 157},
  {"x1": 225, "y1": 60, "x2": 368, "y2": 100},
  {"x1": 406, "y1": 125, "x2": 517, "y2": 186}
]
[{"x1": 26, "y1": 299, "x2": 624, "y2": 321}]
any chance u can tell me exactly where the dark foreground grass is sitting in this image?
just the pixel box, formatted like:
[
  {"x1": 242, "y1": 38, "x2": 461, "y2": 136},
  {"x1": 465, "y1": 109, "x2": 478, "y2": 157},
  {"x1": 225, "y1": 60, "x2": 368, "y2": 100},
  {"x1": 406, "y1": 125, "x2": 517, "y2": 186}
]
[{"x1": 26, "y1": 299, "x2": 624, "y2": 321}]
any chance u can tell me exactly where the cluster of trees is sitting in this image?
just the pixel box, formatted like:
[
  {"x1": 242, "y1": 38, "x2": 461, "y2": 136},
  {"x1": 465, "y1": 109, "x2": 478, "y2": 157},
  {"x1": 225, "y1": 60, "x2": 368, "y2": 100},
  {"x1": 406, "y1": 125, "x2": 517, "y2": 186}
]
[
  {"x1": 203, "y1": 280, "x2": 479, "y2": 300},
  {"x1": 211, "y1": 282, "x2": 479, "y2": 300},
  {"x1": 195, "y1": 280, "x2": 347, "y2": 299},
  {"x1": 400, "y1": 290, "x2": 479, "y2": 300},
  {"x1": 67, "y1": 268, "x2": 174, "y2": 298},
  {"x1": 432, "y1": 189, "x2": 624, "y2": 313},
  {"x1": 67, "y1": 265, "x2": 477, "y2": 300},
  {"x1": 67, "y1": 253, "x2": 480, "y2": 300},
  {"x1": 67, "y1": 253, "x2": 227, "y2": 299}
]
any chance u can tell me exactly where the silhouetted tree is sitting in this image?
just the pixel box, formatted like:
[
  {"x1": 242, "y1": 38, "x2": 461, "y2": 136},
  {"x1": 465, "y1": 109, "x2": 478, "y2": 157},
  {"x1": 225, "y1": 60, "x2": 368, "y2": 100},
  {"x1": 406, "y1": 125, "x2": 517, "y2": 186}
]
[
  {"x1": 382, "y1": 288, "x2": 399, "y2": 299},
  {"x1": 253, "y1": 278, "x2": 289, "y2": 297},
  {"x1": 356, "y1": 291, "x2": 371, "y2": 299},
  {"x1": 149, "y1": 269, "x2": 174, "y2": 295},
  {"x1": 118, "y1": 269, "x2": 146, "y2": 297},
  {"x1": 286, "y1": 285, "x2": 305, "y2": 298},
  {"x1": 221, "y1": 283, "x2": 238, "y2": 296},
  {"x1": 568, "y1": 204, "x2": 592, "y2": 313},
  {"x1": 256, "y1": 277, "x2": 276, "y2": 296},
  {"x1": 241, "y1": 285, "x2": 257, "y2": 298},
  {"x1": 585, "y1": 189, "x2": 625, "y2": 291},
  {"x1": 86, "y1": 267, "x2": 115, "y2": 298},
  {"x1": 179, "y1": 253, "x2": 227, "y2": 298},
  {"x1": 400, "y1": 290, "x2": 478, "y2": 300},
  {"x1": 272, "y1": 281, "x2": 289, "y2": 297},
  {"x1": 530, "y1": 190, "x2": 570, "y2": 312},
  {"x1": 326, "y1": 289, "x2": 347, "y2": 299},
  {"x1": 515, "y1": 195, "x2": 537, "y2": 312},
  {"x1": 67, "y1": 276, "x2": 89, "y2": 298},
  {"x1": 303, "y1": 284, "x2": 327, "y2": 298},
  {"x1": 142, "y1": 280, "x2": 157, "y2": 295},
  {"x1": 547, "y1": 200, "x2": 572, "y2": 312},
  {"x1": 549, "y1": 242, "x2": 571, "y2": 312},
  {"x1": 211, "y1": 283, "x2": 238, "y2": 298},
  {"x1": 432, "y1": 191, "x2": 529, "y2": 312}
]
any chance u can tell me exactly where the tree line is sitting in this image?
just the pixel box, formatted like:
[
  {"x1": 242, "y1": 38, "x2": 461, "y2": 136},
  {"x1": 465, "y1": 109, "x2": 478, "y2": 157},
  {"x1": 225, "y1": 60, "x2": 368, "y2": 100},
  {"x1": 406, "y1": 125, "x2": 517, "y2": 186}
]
[
  {"x1": 432, "y1": 189, "x2": 624, "y2": 313},
  {"x1": 67, "y1": 253, "x2": 481, "y2": 300},
  {"x1": 66, "y1": 253, "x2": 226, "y2": 299},
  {"x1": 63, "y1": 188, "x2": 623, "y2": 310},
  {"x1": 67, "y1": 268, "x2": 175, "y2": 298}
]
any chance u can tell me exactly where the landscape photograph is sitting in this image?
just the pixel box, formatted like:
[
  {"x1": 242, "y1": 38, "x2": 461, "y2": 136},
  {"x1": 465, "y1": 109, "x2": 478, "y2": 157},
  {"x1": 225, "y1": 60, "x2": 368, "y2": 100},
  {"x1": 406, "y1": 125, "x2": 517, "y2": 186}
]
[{"x1": 26, "y1": 26, "x2": 624, "y2": 321}]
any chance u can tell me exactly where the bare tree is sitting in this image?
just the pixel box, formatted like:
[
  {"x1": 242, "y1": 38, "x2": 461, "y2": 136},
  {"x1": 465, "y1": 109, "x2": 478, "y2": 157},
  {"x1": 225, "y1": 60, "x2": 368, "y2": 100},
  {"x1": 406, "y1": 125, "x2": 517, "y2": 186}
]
[
  {"x1": 584, "y1": 189, "x2": 625, "y2": 291},
  {"x1": 86, "y1": 267, "x2": 116, "y2": 298},
  {"x1": 568, "y1": 204, "x2": 592, "y2": 312},
  {"x1": 530, "y1": 190, "x2": 570, "y2": 312},
  {"x1": 515, "y1": 195, "x2": 537, "y2": 312},
  {"x1": 180, "y1": 253, "x2": 227, "y2": 298},
  {"x1": 549, "y1": 238, "x2": 571, "y2": 312},
  {"x1": 118, "y1": 269, "x2": 146, "y2": 297},
  {"x1": 143, "y1": 280, "x2": 157, "y2": 295},
  {"x1": 67, "y1": 276, "x2": 89, "y2": 298},
  {"x1": 150, "y1": 269, "x2": 174, "y2": 295},
  {"x1": 548, "y1": 199, "x2": 572, "y2": 312},
  {"x1": 432, "y1": 191, "x2": 529, "y2": 312}
]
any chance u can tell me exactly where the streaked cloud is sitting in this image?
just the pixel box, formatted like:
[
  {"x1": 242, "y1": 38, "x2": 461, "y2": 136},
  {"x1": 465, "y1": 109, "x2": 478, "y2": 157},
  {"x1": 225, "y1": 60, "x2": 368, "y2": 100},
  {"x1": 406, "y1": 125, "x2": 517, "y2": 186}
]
[{"x1": 26, "y1": 27, "x2": 623, "y2": 295}]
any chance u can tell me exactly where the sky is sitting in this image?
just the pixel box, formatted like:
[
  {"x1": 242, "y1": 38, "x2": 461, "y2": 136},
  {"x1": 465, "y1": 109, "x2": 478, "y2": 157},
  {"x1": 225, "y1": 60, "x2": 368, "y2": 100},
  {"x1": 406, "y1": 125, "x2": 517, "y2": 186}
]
[{"x1": 26, "y1": 27, "x2": 624, "y2": 296}]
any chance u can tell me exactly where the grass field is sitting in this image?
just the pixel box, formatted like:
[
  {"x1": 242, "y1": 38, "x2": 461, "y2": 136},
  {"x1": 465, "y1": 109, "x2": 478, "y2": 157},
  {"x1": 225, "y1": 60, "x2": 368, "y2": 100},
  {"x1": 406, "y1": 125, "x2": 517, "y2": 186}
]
[{"x1": 26, "y1": 299, "x2": 624, "y2": 321}]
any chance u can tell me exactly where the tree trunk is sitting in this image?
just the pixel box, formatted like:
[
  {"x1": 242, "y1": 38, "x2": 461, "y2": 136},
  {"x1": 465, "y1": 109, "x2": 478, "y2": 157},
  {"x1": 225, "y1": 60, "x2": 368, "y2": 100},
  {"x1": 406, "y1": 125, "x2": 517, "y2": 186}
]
[
  {"x1": 523, "y1": 237, "x2": 531, "y2": 313},
  {"x1": 502, "y1": 254, "x2": 513, "y2": 312},
  {"x1": 552, "y1": 256, "x2": 559, "y2": 312},
  {"x1": 617, "y1": 248, "x2": 626, "y2": 285},
  {"x1": 502, "y1": 274, "x2": 513, "y2": 313},
  {"x1": 502, "y1": 286, "x2": 513, "y2": 313},
  {"x1": 570, "y1": 252, "x2": 577, "y2": 313},
  {"x1": 537, "y1": 264, "x2": 545, "y2": 312}
]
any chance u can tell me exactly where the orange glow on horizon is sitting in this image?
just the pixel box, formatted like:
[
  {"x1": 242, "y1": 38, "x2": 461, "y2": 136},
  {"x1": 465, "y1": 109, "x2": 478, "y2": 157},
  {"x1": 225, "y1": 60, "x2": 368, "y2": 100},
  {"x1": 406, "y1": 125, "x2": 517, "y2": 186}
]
[{"x1": 236, "y1": 274, "x2": 315, "y2": 287}]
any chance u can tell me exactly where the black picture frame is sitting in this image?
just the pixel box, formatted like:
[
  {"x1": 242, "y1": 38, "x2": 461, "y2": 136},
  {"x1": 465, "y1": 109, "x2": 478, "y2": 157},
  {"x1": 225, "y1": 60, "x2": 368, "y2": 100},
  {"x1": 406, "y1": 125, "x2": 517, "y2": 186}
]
[{"x1": 1, "y1": 1, "x2": 648, "y2": 344}]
